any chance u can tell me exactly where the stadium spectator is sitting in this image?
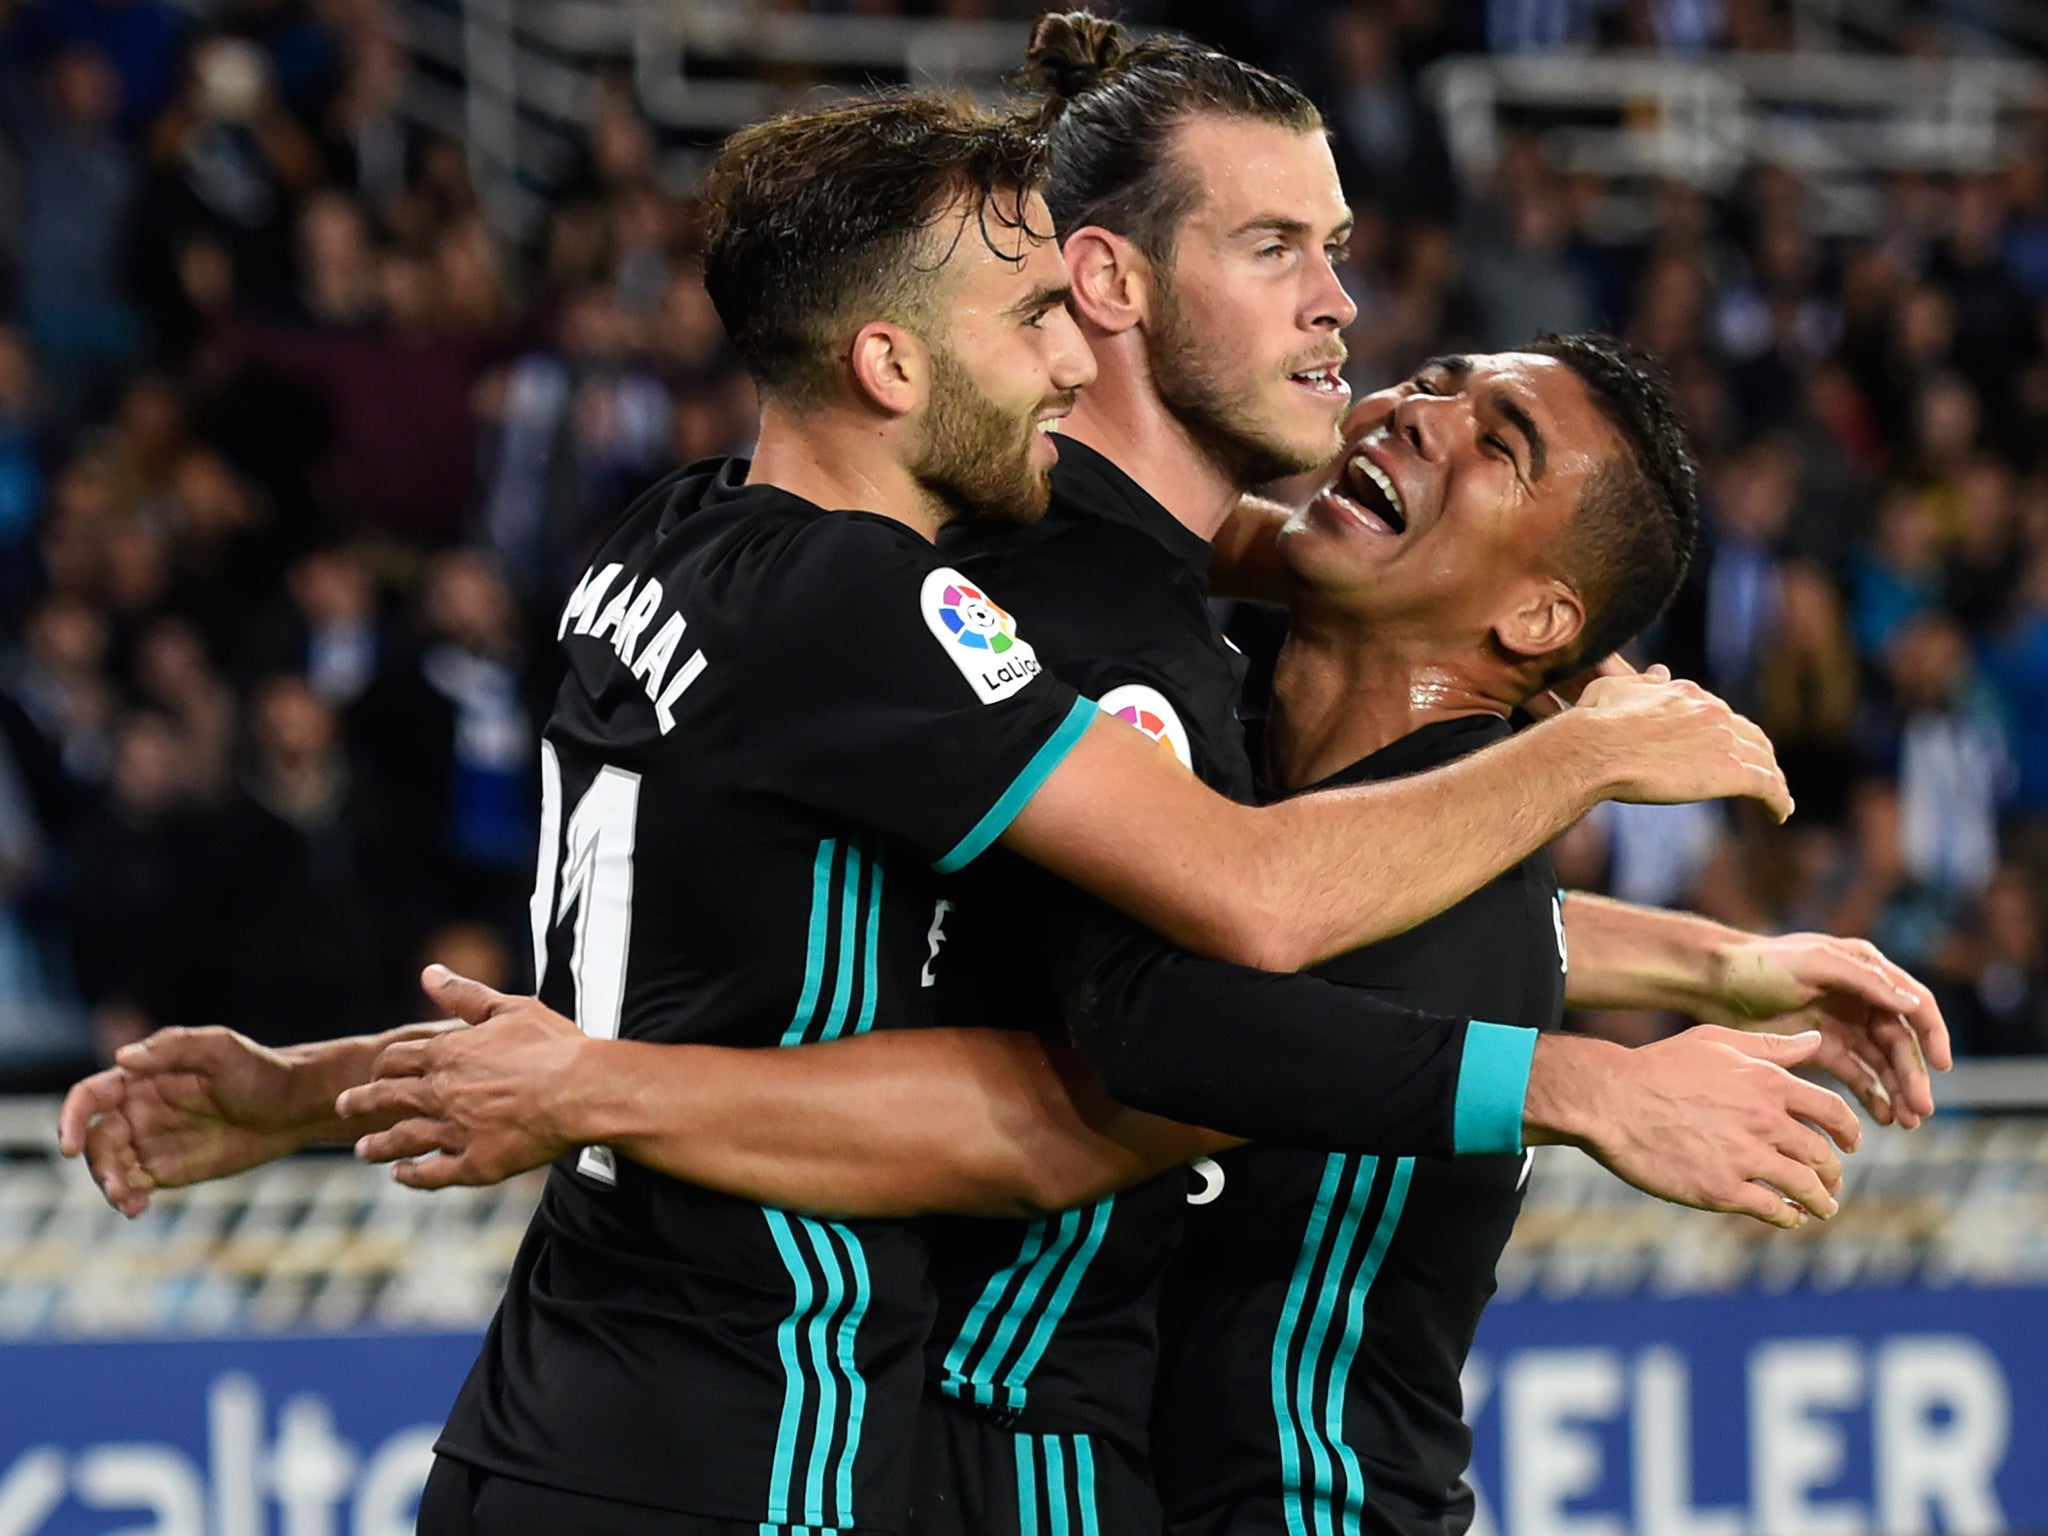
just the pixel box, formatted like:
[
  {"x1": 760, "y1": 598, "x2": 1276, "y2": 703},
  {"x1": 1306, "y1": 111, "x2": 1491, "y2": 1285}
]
[
  {"x1": 13, "y1": 40, "x2": 140, "y2": 426},
  {"x1": 350, "y1": 549, "x2": 537, "y2": 964},
  {"x1": 479, "y1": 284, "x2": 672, "y2": 602},
  {"x1": 4, "y1": 0, "x2": 2048, "y2": 1081},
  {"x1": 235, "y1": 540, "x2": 382, "y2": 705},
  {"x1": 65, "y1": 707, "x2": 207, "y2": 1051},
  {"x1": 205, "y1": 673, "x2": 386, "y2": 1042}
]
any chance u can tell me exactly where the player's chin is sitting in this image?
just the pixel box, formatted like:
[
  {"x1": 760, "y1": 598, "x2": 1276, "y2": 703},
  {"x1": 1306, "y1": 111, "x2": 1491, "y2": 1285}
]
[
  {"x1": 979, "y1": 465, "x2": 1056, "y2": 527},
  {"x1": 1258, "y1": 398, "x2": 1349, "y2": 473}
]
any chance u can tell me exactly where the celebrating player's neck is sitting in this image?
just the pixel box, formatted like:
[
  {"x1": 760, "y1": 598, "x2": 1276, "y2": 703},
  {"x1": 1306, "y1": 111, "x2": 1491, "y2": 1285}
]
[
  {"x1": 748, "y1": 398, "x2": 956, "y2": 543},
  {"x1": 1263, "y1": 600, "x2": 1541, "y2": 794},
  {"x1": 1058, "y1": 357, "x2": 1250, "y2": 545}
]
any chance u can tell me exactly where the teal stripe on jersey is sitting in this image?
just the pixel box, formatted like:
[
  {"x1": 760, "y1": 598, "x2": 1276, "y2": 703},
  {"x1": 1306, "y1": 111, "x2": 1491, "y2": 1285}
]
[
  {"x1": 999, "y1": 1198, "x2": 1115, "y2": 1400},
  {"x1": 818, "y1": 844, "x2": 864, "y2": 1043},
  {"x1": 1271, "y1": 1156, "x2": 1347, "y2": 1536},
  {"x1": 1324, "y1": 1160, "x2": 1414, "y2": 1536},
  {"x1": 945, "y1": 1203, "x2": 1102, "y2": 1412},
  {"x1": 1073, "y1": 1435, "x2": 1102, "y2": 1536},
  {"x1": 763, "y1": 1210, "x2": 817, "y2": 1524},
  {"x1": 1042, "y1": 1436, "x2": 1071, "y2": 1536},
  {"x1": 780, "y1": 841, "x2": 839, "y2": 1047},
  {"x1": 828, "y1": 1223, "x2": 873, "y2": 1521},
  {"x1": 849, "y1": 853, "x2": 884, "y2": 1038},
  {"x1": 966, "y1": 1211, "x2": 1089, "y2": 1405},
  {"x1": 1293, "y1": 1158, "x2": 1376, "y2": 1536},
  {"x1": 762, "y1": 1213, "x2": 870, "y2": 1531},
  {"x1": 1015, "y1": 1433, "x2": 1096, "y2": 1536},
  {"x1": 933, "y1": 695, "x2": 1097, "y2": 874},
  {"x1": 798, "y1": 1218, "x2": 850, "y2": 1526},
  {"x1": 941, "y1": 1224, "x2": 1051, "y2": 1400},
  {"x1": 1016, "y1": 1435, "x2": 1040, "y2": 1536}
]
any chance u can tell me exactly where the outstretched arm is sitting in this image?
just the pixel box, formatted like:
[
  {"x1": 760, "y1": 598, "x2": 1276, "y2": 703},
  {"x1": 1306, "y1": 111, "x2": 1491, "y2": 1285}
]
[
  {"x1": 1056, "y1": 910, "x2": 1861, "y2": 1230},
  {"x1": 1004, "y1": 672, "x2": 1790, "y2": 973},
  {"x1": 1561, "y1": 892, "x2": 1952, "y2": 1125},
  {"x1": 58, "y1": 1020, "x2": 461, "y2": 1216},
  {"x1": 342, "y1": 975, "x2": 1232, "y2": 1215}
]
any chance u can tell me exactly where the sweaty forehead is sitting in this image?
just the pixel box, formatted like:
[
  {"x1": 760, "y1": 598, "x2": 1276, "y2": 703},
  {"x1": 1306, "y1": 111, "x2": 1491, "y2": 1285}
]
[{"x1": 1172, "y1": 116, "x2": 1346, "y2": 232}]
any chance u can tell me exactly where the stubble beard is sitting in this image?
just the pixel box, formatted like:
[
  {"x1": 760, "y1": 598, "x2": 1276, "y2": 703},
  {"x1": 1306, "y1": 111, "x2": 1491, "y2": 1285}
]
[
  {"x1": 1150, "y1": 279, "x2": 1340, "y2": 491},
  {"x1": 912, "y1": 346, "x2": 1054, "y2": 528}
]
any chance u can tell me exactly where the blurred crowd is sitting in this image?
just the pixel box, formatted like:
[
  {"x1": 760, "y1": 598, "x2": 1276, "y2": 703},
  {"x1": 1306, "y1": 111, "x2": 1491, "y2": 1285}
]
[
  {"x1": 0, "y1": 0, "x2": 756, "y2": 1083},
  {"x1": 1, "y1": 0, "x2": 2045, "y2": 1090}
]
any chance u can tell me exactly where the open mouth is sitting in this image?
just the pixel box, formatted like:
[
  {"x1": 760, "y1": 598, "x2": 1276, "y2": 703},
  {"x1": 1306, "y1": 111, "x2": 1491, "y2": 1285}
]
[
  {"x1": 1317, "y1": 426, "x2": 1407, "y2": 536},
  {"x1": 1034, "y1": 395, "x2": 1077, "y2": 435},
  {"x1": 1288, "y1": 361, "x2": 1351, "y2": 402}
]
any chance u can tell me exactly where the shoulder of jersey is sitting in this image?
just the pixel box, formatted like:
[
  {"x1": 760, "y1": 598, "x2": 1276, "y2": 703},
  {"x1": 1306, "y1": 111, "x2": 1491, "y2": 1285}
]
[
  {"x1": 957, "y1": 512, "x2": 1179, "y2": 622},
  {"x1": 1096, "y1": 682, "x2": 1195, "y2": 769}
]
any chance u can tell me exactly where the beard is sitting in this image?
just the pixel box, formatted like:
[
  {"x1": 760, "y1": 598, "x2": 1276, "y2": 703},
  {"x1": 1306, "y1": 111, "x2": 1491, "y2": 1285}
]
[
  {"x1": 1150, "y1": 279, "x2": 1340, "y2": 490},
  {"x1": 911, "y1": 346, "x2": 1057, "y2": 527}
]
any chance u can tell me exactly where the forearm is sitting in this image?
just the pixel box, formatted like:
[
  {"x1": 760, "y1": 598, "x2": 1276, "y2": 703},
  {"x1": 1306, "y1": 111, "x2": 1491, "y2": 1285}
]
[
  {"x1": 1241, "y1": 714, "x2": 1610, "y2": 967},
  {"x1": 1562, "y1": 892, "x2": 1749, "y2": 1021},
  {"x1": 1061, "y1": 927, "x2": 1531, "y2": 1159},
  {"x1": 560, "y1": 1029, "x2": 1224, "y2": 1219},
  {"x1": 1008, "y1": 711, "x2": 1624, "y2": 973},
  {"x1": 280, "y1": 1020, "x2": 465, "y2": 1144}
]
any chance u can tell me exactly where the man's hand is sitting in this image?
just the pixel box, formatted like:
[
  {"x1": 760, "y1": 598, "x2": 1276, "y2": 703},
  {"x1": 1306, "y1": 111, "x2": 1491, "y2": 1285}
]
[
  {"x1": 338, "y1": 966, "x2": 589, "y2": 1189},
  {"x1": 58, "y1": 1028, "x2": 311, "y2": 1217},
  {"x1": 1531, "y1": 1026, "x2": 1863, "y2": 1229},
  {"x1": 1704, "y1": 934, "x2": 1951, "y2": 1128},
  {"x1": 1523, "y1": 654, "x2": 1655, "y2": 721},
  {"x1": 1572, "y1": 673, "x2": 1793, "y2": 821}
]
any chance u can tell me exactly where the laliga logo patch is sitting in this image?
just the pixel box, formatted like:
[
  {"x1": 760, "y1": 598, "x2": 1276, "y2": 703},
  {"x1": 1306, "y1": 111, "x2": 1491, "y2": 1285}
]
[
  {"x1": 1097, "y1": 684, "x2": 1194, "y2": 770},
  {"x1": 936, "y1": 579, "x2": 1017, "y2": 653},
  {"x1": 921, "y1": 567, "x2": 1043, "y2": 703}
]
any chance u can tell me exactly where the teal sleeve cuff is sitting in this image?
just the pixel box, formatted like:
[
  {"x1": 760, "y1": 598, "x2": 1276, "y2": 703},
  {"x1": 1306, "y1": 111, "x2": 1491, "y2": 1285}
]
[
  {"x1": 1453, "y1": 1021, "x2": 1538, "y2": 1155},
  {"x1": 934, "y1": 695, "x2": 1097, "y2": 874}
]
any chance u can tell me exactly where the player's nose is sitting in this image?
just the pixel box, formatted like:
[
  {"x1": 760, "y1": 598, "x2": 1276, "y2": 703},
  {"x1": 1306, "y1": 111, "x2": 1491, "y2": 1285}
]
[{"x1": 1044, "y1": 305, "x2": 1098, "y2": 393}]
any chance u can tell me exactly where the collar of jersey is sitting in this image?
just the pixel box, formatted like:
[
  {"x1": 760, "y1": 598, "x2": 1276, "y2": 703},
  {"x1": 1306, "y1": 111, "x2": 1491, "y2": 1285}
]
[
  {"x1": 692, "y1": 454, "x2": 933, "y2": 540},
  {"x1": 1267, "y1": 710, "x2": 1515, "y2": 801}
]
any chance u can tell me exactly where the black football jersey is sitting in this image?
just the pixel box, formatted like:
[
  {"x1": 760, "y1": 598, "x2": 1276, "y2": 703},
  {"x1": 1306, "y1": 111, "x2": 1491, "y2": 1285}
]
[
  {"x1": 921, "y1": 439, "x2": 1254, "y2": 1459},
  {"x1": 1153, "y1": 714, "x2": 1567, "y2": 1536},
  {"x1": 434, "y1": 458, "x2": 1095, "y2": 1529},
  {"x1": 920, "y1": 445, "x2": 1523, "y2": 1472}
]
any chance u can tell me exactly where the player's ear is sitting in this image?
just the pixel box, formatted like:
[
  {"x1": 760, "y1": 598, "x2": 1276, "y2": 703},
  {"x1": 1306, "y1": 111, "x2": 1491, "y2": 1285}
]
[
  {"x1": 846, "y1": 321, "x2": 927, "y2": 417},
  {"x1": 1496, "y1": 578, "x2": 1586, "y2": 664},
  {"x1": 1063, "y1": 226, "x2": 1150, "y2": 336}
]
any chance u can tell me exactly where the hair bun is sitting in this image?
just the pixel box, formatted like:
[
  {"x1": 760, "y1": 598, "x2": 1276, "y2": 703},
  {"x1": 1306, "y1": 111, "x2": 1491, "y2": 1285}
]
[{"x1": 1025, "y1": 11, "x2": 1131, "y2": 102}]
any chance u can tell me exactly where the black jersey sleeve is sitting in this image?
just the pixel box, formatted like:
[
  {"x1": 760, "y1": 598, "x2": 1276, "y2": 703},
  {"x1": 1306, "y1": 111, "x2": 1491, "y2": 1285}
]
[
  {"x1": 742, "y1": 515, "x2": 1095, "y2": 872},
  {"x1": 1050, "y1": 902, "x2": 1537, "y2": 1160}
]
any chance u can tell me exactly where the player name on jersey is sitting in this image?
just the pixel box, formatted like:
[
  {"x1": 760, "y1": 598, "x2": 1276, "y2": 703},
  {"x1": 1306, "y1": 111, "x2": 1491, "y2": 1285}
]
[{"x1": 558, "y1": 560, "x2": 708, "y2": 733}]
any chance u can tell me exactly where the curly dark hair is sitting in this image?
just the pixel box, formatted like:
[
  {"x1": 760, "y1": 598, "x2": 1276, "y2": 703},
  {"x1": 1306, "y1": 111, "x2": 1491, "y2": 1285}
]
[
  {"x1": 1021, "y1": 11, "x2": 1322, "y2": 265},
  {"x1": 1528, "y1": 332, "x2": 1700, "y2": 676},
  {"x1": 701, "y1": 92, "x2": 1051, "y2": 404}
]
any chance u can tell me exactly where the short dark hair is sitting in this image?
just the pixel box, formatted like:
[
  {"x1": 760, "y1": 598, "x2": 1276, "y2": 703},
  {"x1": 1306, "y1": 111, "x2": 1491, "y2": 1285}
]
[
  {"x1": 1528, "y1": 332, "x2": 1699, "y2": 676},
  {"x1": 701, "y1": 92, "x2": 1050, "y2": 404},
  {"x1": 1022, "y1": 12, "x2": 1322, "y2": 265}
]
